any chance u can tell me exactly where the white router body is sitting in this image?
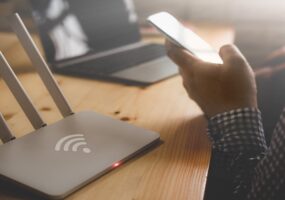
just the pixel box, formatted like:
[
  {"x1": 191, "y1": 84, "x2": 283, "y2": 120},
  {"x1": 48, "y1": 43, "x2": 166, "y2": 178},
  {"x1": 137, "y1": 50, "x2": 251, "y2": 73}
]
[
  {"x1": 0, "y1": 111, "x2": 159, "y2": 199},
  {"x1": 0, "y1": 13, "x2": 160, "y2": 199}
]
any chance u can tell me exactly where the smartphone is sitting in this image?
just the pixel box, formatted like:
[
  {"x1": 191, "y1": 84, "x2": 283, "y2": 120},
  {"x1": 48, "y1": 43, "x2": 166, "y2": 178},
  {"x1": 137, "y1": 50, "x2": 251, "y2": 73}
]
[{"x1": 147, "y1": 12, "x2": 223, "y2": 64}]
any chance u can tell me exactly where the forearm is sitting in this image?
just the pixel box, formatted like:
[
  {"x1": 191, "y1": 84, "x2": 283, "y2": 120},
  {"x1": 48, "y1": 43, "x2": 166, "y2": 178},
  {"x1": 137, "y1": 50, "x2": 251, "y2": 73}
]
[
  {"x1": 207, "y1": 108, "x2": 267, "y2": 199},
  {"x1": 246, "y1": 108, "x2": 285, "y2": 200}
]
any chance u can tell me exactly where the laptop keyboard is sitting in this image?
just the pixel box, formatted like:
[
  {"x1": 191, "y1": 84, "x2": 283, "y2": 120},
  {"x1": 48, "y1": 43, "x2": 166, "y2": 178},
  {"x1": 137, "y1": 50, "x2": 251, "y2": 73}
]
[{"x1": 65, "y1": 44, "x2": 166, "y2": 74}]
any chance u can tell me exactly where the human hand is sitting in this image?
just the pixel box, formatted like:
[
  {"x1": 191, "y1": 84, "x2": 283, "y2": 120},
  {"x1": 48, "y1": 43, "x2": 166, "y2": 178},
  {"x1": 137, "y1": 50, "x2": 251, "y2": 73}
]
[
  {"x1": 263, "y1": 46, "x2": 285, "y2": 67},
  {"x1": 255, "y1": 46, "x2": 285, "y2": 79},
  {"x1": 166, "y1": 41, "x2": 257, "y2": 118}
]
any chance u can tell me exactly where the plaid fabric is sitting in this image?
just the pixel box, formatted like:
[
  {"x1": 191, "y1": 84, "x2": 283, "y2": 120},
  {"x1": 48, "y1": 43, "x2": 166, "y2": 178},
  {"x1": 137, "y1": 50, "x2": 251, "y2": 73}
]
[
  {"x1": 246, "y1": 108, "x2": 285, "y2": 200},
  {"x1": 207, "y1": 107, "x2": 285, "y2": 200}
]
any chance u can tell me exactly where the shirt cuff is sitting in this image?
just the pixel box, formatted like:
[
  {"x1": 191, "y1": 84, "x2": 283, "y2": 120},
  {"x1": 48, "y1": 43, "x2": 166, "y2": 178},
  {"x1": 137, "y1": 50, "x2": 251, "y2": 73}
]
[{"x1": 207, "y1": 107, "x2": 267, "y2": 153}]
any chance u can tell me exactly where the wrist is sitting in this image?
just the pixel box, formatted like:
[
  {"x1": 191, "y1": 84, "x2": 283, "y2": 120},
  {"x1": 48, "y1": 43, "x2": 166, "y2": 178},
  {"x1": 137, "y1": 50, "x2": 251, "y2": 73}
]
[
  {"x1": 204, "y1": 95, "x2": 258, "y2": 118},
  {"x1": 207, "y1": 107, "x2": 267, "y2": 153},
  {"x1": 205, "y1": 104, "x2": 258, "y2": 119}
]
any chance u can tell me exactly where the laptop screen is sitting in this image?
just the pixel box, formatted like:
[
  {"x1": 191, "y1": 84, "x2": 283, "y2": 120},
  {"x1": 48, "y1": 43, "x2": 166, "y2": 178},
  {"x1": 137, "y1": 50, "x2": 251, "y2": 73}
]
[{"x1": 29, "y1": 0, "x2": 141, "y2": 63}]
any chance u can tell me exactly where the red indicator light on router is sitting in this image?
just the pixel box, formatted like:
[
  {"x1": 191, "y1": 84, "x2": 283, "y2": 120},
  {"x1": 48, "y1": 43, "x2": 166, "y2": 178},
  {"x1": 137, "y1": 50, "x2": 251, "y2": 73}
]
[{"x1": 113, "y1": 162, "x2": 121, "y2": 168}]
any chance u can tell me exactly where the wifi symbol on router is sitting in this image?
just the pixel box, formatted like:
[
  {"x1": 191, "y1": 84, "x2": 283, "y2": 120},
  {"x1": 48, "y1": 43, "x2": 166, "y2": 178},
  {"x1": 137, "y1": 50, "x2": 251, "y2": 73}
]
[{"x1": 55, "y1": 134, "x2": 91, "y2": 154}]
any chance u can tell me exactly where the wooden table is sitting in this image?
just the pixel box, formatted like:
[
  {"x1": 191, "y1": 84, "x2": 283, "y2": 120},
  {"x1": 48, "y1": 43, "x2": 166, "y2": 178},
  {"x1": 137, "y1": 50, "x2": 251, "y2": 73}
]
[{"x1": 0, "y1": 24, "x2": 234, "y2": 200}]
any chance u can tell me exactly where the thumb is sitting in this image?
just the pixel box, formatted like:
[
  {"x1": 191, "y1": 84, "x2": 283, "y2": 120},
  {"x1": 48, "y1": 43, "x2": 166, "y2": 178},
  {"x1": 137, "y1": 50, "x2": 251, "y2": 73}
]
[{"x1": 219, "y1": 44, "x2": 247, "y2": 65}]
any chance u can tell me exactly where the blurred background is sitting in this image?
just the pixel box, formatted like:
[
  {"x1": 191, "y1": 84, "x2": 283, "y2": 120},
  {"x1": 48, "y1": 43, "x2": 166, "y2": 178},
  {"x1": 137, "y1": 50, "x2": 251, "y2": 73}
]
[{"x1": 1, "y1": 0, "x2": 285, "y2": 66}]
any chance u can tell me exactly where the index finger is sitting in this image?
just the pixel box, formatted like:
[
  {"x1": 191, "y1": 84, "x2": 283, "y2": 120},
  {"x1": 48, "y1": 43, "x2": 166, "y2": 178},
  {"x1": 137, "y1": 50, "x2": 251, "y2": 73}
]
[{"x1": 165, "y1": 40, "x2": 200, "y2": 69}]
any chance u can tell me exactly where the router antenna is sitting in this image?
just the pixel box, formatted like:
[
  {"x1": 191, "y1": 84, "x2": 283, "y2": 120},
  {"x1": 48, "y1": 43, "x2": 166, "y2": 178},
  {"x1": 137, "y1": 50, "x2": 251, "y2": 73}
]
[
  {"x1": 0, "y1": 52, "x2": 46, "y2": 129},
  {"x1": 0, "y1": 112, "x2": 15, "y2": 143},
  {"x1": 8, "y1": 13, "x2": 73, "y2": 118}
]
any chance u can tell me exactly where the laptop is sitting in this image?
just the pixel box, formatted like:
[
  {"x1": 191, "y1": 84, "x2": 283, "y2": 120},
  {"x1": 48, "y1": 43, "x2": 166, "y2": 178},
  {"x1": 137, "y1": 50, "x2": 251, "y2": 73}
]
[{"x1": 28, "y1": 0, "x2": 178, "y2": 84}]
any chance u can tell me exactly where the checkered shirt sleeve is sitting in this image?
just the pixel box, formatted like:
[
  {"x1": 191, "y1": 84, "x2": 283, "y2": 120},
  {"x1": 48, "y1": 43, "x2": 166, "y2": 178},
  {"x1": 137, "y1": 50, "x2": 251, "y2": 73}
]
[
  {"x1": 207, "y1": 108, "x2": 269, "y2": 199},
  {"x1": 246, "y1": 107, "x2": 285, "y2": 200}
]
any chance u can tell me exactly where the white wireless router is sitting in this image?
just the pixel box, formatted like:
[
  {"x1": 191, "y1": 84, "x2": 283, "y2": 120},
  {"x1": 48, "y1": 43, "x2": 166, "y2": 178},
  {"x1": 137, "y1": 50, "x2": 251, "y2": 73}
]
[{"x1": 0, "y1": 13, "x2": 160, "y2": 199}]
